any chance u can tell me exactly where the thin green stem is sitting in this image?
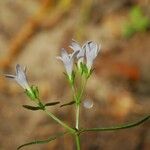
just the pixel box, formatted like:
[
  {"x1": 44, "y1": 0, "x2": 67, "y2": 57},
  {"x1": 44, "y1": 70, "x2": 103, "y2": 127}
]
[
  {"x1": 71, "y1": 85, "x2": 80, "y2": 130},
  {"x1": 71, "y1": 85, "x2": 78, "y2": 101},
  {"x1": 75, "y1": 134, "x2": 81, "y2": 150},
  {"x1": 75, "y1": 77, "x2": 87, "y2": 129},
  {"x1": 70, "y1": 74, "x2": 88, "y2": 149},
  {"x1": 76, "y1": 104, "x2": 80, "y2": 129},
  {"x1": 44, "y1": 109, "x2": 75, "y2": 134}
]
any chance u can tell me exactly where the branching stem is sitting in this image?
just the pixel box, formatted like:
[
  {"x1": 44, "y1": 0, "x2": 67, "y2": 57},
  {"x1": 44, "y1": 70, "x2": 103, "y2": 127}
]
[{"x1": 44, "y1": 109, "x2": 75, "y2": 134}]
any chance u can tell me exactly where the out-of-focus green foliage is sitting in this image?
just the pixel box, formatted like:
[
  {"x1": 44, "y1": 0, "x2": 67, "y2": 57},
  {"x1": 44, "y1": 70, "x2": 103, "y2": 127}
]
[{"x1": 123, "y1": 6, "x2": 150, "y2": 38}]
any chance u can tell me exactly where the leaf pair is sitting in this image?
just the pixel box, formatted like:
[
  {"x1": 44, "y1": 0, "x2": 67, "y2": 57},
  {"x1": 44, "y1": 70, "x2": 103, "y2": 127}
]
[{"x1": 23, "y1": 101, "x2": 60, "y2": 111}]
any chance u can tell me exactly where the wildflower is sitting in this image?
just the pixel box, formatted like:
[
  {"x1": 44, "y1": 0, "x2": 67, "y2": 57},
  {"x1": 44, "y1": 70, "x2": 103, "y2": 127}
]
[
  {"x1": 69, "y1": 40, "x2": 85, "y2": 64},
  {"x1": 5, "y1": 64, "x2": 30, "y2": 90},
  {"x1": 56, "y1": 48, "x2": 77, "y2": 81},
  {"x1": 85, "y1": 41, "x2": 100, "y2": 73},
  {"x1": 5, "y1": 64, "x2": 37, "y2": 100}
]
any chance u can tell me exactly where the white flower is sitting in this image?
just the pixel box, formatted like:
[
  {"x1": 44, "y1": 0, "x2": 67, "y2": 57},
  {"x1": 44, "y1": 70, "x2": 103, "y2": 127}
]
[
  {"x1": 69, "y1": 40, "x2": 85, "y2": 64},
  {"x1": 5, "y1": 64, "x2": 31, "y2": 91},
  {"x1": 56, "y1": 48, "x2": 76, "y2": 77},
  {"x1": 85, "y1": 41, "x2": 100, "y2": 71}
]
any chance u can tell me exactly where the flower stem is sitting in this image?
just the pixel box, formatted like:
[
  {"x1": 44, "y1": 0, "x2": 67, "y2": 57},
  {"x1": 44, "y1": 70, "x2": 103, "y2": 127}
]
[
  {"x1": 44, "y1": 109, "x2": 75, "y2": 134},
  {"x1": 76, "y1": 104, "x2": 80, "y2": 129},
  {"x1": 71, "y1": 85, "x2": 77, "y2": 101},
  {"x1": 75, "y1": 134, "x2": 81, "y2": 150}
]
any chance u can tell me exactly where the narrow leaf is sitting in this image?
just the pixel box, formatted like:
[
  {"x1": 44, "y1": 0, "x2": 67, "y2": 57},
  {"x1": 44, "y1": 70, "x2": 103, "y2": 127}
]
[
  {"x1": 80, "y1": 115, "x2": 150, "y2": 133},
  {"x1": 17, "y1": 132, "x2": 67, "y2": 150},
  {"x1": 45, "y1": 101, "x2": 60, "y2": 106},
  {"x1": 60, "y1": 101, "x2": 75, "y2": 107},
  {"x1": 22, "y1": 105, "x2": 41, "y2": 111}
]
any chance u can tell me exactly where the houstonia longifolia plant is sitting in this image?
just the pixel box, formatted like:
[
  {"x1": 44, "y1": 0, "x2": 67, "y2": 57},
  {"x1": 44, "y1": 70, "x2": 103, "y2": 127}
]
[{"x1": 5, "y1": 40, "x2": 149, "y2": 150}]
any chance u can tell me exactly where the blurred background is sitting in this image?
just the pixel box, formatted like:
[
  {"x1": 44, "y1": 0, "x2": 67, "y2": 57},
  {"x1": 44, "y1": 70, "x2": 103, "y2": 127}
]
[{"x1": 0, "y1": 0, "x2": 150, "y2": 149}]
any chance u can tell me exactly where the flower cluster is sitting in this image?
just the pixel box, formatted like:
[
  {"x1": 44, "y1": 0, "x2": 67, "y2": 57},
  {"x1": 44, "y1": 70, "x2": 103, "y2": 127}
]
[
  {"x1": 4, "y1": 40, "x2": 100, "y2": 99},
  {"x1": 57, "y1": 40, "x2": 100, "y2": 83}
]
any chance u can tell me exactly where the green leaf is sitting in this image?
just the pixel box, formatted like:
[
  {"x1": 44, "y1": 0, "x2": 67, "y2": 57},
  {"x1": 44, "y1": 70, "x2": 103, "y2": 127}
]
[
  {"x1": 123, "y1": 24, "x2": 136, "y2": 38},
  {"x1": 79, "y1": 115, "x2": 150, "y2": 133},
  {"x1": 135, "y1": 17, "x2": 150, "y2": 31},
  {"x1": 45, "y1": 101, "x2": 60, "y2": 106},
  {"x1": 60, "y1": 101, "x2": 75, "y2": 107},
  {"x1": 123, "y1": 5, "x2": 150, "y2": 38},
  {"x1": 22, "y1": 105, "x2": 42, "y2": 111},
  {"x1": 17, "y1": 132, "x2": 67, "y2": 150},
  {"x1": 130, "y1": 6, "x2": 143, "y2": 25}
]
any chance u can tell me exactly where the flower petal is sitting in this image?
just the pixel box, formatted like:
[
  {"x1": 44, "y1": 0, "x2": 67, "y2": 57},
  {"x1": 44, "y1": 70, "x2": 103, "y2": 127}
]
[
  {"x1": 57, "y1": 48, "x2": 75, "y2": 76},
  {"x1": 5, "y1": 74, "x2": 16, "y2": 79},
  {"x1": 85, "y1": 41, "x2": 100, "y2": 71},
  {"x1": 70, "y1": 40, "x2": 84, "y2": 60},
  {"x1": 56, "y1": 56, "x2": 63, "y2": 61},
  {"x1": 69, "y1": 40, "x2": 81, "y2": 52}
]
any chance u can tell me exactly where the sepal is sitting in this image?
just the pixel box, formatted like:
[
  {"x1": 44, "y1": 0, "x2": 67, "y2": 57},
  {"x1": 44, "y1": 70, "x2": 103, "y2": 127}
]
[
  {"x1": 79, "y1": 62, "x2": 93, "y2": 78},
  {"x1": 25, "y1": 89, "x2": 36, "y2": 101},
  {"x1": 80, "y1": 62, "x2": 88, "y2": 75},
  {"x1": 65, "y1": 71, "x2": 75, "y2": 86},
  {"x1": 31, "y1": 85, "x2": 39, "y2": 99},
  {"x1": 25, "y1": 86, "x2": 39, "y2": 101}
]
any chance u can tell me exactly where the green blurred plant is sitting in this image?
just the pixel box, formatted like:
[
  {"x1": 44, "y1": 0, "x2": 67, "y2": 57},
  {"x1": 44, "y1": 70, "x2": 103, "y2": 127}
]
[
  {"x1": 5, "y1": 40, "x2": 149, "y2": 150},
  {"x1": 123, "y1": 6, "x2": 150, "y2": 38}
]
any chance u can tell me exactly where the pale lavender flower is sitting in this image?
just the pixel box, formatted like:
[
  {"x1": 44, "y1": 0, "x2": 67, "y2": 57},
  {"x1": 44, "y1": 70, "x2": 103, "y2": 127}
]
[
  {"x1": 69, "y1": 40, "x2": 85, "y2": 64},
  {"x1": 56, "y1": 48, "x2": 76, "y2": 77},
  {"x1": 5, "y1": 64, "x2": 31, "y2": 91},
  {"x1": 85, "y1": 41, "x2": 100, "y2": 71}
]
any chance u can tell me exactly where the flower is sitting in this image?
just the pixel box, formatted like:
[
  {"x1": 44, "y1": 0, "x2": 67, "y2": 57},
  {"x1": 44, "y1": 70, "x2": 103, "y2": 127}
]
[
  {"x1": 5, "y1": 64, "x2": 38, "y2": 100},
  {"x1": 5, "y1": 64, "x2": 31, "y2": 91},
  {"x1": 69, "y1": 40, "x2": 101, "y2": 77},
  {"x1": 56, "y1": 48, "x2": 77, "y2": 78},
  {"x1": 69, "y1": 40, "x2": 85, "y2": 63},
  {"x1": 85, "y1": 41, "x2": 100, "y2": 72},
  {"x1": 57, "y1": 40, "x2": 100, "y2": 79}
]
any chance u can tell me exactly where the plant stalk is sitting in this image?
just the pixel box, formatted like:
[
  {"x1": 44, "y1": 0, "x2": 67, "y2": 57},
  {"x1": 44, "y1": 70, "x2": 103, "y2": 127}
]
[
  {"x1": 44, "y1": 109, "x2": 75, "y2": 134},
  {"x1": 76, "y1": 104, "x2": 80, "y2": 129},
  {"x1": 75, "y1": 134, "x2": 81, "y2": 150}
]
